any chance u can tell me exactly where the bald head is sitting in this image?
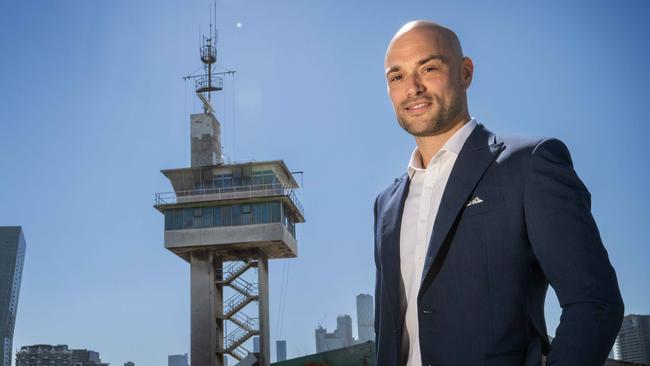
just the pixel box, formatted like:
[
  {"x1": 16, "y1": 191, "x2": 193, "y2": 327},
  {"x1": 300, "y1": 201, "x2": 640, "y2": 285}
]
[{"x1": 385, "y1": 20, "x2": 464, "y2": 68}]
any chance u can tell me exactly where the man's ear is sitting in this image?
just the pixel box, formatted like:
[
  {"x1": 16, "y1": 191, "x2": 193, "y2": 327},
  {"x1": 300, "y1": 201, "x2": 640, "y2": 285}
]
[{"x1": 461, "y1": 56, "x2": 474, "y2": 89}]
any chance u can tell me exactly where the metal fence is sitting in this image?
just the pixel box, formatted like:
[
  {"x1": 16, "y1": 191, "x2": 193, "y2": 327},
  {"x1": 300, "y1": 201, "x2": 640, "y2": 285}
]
[{"x1": 155, "y1": 183, "x2": 304, "y2": 217}]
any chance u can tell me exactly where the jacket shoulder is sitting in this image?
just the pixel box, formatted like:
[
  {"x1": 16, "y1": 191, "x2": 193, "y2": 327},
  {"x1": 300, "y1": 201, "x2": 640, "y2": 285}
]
[
  {"x1": 496, "y1": 134, "x2": 571, "y2": 165},
  {"x1": 374, "y1": 172, "x2": 408, "y2": 210}
]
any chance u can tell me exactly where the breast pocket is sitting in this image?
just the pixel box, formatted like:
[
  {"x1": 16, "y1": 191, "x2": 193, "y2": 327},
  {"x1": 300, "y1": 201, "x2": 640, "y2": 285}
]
[{"x1": 463, "y1": 190, "x2": 505, "y2": 217}]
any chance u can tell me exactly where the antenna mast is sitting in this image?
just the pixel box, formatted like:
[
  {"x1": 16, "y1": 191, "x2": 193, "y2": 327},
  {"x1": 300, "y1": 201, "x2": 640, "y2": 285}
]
[{"x1": 183, "y1": 4, "x2": 235, "y2": 114}]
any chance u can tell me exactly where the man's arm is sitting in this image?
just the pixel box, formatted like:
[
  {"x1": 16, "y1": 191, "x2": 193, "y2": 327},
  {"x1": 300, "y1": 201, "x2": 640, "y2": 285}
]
[{"x1": 523, "y1": 138, "x2": 624, "y2": 365}]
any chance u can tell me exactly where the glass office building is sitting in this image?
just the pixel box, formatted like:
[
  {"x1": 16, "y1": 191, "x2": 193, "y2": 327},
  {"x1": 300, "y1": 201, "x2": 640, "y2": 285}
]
[
  {"x1": 614, "y1": 314, "x2": 650, "y2": 363},
  {"x1": 0, "y1": 227, "x2": 26, "y2": 366}
]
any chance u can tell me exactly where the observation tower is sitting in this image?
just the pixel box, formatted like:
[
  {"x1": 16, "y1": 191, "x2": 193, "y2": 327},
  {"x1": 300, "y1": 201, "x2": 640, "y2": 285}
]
[{"x1": 154, "y1": 21, "x2": 304, "y2": 366}]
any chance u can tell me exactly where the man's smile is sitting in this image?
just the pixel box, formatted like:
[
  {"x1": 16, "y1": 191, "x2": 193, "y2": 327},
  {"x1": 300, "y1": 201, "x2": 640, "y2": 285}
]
[{"x1": 404, "y1": 101, "x2": 432, "y2": 114}]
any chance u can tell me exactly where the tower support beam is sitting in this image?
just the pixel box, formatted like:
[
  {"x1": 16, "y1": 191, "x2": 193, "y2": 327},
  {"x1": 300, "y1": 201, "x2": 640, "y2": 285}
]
[
  {"x1": 258, "y1": 252, "x2": 271, "y2": 366},
  {"x1": 190, "y1": 251, "x2": 224, "y2": 366}
]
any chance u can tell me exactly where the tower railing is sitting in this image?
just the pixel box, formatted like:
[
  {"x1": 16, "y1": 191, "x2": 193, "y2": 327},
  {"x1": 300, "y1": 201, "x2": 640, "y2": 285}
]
[
  {"x1": 229, "y1": 277, "x2": 257, "y2": 296},
  {"x1": 224, "y1": 326, "x2": 258, "y2": 357},
  {"x1": 195, "y1": 74, "x2": 223, "y2": 92},
  {"x1": 155, "y1": 183, "x2": 304, "y2": 217},
  {"x1": 224, "y1": 342, "x2": 251, "y2": 361},
  {"x1": 222, "y1": 291, "x2": 258, "y2": 319},
  {"x1": 229, "y1": 312, "x2": 259, "y2": 332},
  {"x1": 217, "y1": 260, "x2": 257, "y2": 284}
]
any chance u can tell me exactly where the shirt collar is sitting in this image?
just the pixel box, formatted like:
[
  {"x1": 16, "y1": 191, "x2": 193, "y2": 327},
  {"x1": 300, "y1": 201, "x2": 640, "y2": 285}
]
[{"x1": 407, "y1": 118, "x2": 478, "y2": 178}]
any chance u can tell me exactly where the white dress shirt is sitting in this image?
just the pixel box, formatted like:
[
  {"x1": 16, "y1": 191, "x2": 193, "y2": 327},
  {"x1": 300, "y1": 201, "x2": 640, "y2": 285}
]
[{"x1": 400, "y1": 118, "x2": 477, "y2": 366}]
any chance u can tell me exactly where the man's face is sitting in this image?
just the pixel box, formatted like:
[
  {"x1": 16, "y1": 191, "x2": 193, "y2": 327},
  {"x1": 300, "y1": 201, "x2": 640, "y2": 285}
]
[{"x1": 385, "y1": 28, "x2": 467, "y2": 136}]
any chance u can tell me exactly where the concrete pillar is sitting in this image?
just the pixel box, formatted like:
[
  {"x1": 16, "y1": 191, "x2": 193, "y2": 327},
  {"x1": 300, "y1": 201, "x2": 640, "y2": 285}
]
[
  {"x1": 190, "y1": 251, "x2": 225, "y2": 366},
  {"x1": 258, "y1": 252, "x2": 271, "y2": 366},
  {"x1": 214, "y1": 255, "x2": 224, "y2": 366}
]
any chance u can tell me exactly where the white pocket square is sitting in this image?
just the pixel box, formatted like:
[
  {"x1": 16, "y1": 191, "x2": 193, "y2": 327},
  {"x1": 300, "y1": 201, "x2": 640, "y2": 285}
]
[{"x1": 466, "y1": 196, "x2": 484, "y2": 207}]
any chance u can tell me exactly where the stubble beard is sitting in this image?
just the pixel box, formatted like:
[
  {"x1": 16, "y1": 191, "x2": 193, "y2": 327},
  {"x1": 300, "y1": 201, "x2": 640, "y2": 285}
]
[{"x1": 396, "y1": 93, "x2": 463, "y2": 137}]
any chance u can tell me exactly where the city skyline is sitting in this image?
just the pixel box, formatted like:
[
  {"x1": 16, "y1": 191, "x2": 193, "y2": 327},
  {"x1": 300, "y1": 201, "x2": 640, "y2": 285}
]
[
  {"x1": 2, "y1": 1, "x2": 649, "y2": 365},
  {"x1": 15, "y1": 345, "x2": 109, "y2": 366}
]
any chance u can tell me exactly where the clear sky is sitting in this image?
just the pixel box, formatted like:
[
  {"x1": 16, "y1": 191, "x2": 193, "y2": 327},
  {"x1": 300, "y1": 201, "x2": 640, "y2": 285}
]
[{"x1": 1, "y1": 0, "x2": 649, "y2": 365}]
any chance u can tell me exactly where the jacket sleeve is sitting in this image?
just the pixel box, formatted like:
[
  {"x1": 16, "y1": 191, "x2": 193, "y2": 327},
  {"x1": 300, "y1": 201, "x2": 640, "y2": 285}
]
[{"x1": 523, "y1": 138, "x2": 624, "y2": 365}]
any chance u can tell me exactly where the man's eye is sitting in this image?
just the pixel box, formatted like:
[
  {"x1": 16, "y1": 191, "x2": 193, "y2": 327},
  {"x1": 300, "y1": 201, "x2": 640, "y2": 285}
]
[
  {"x1": 391, "y1": 75, "x2": 402, "y2": 82},
  {"x1": 424, "y1": 66, "x2": 438, "y2": 72}
]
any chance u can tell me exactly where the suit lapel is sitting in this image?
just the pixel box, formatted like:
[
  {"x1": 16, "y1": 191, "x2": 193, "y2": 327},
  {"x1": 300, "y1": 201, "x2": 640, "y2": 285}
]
[
  {"x1": 380, "y1": 174, "x2": 410, "y2": 330},
  {"x1": 419, "y1": 124, "x2": 504, "y2": 293}
]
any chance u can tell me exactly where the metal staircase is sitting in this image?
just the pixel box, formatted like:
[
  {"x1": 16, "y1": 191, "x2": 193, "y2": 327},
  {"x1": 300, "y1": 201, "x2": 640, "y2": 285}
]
[{"x1": 216, "y1": 259, "x2": 260, "y2": 361}]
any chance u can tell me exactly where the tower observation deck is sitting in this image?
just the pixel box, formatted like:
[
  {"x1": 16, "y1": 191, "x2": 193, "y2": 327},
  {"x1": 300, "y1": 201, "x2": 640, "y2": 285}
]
[{"x1": 154, "y1": 19, "x2": 304, "y2": 366}]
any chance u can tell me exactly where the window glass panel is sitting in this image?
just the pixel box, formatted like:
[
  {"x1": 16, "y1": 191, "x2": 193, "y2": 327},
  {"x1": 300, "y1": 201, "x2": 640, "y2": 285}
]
[
  {"x1": 263, "y1": 174, "x2": 273, "y2": 185},
  {"x1": 203, "y1": 207, "x2": 212, "y2": 227},
  {"x1": 222, "y1": 206, "x2": 232, "y2": 226},
  {"x1": 184, "y1": 208, "x2": 194, "y2": 229},
  {"x1": 192, "y1": 207, "x2": 203, "y2": 227},
  {"x1": 232, "y1": 205, "x2": 241, "y2": 225},
  {"x1": 271, "y1": 202, "x2": 281, "y2": 222},
  {"x1": 252, "y1": 204, "x2": 261, "y2": 224},
  {"x1": 241, "y1": 204, "x2": 252, "y2": 224},
  {"x1": 174, "y1": 209, "x2": 183, "y2": 230},
  {"x1": 242, "y1": 205, "x2": 251, "y2": 214},
  {"x1": 213, "y1": 206, "x2": 222, "y2": 227},
  {"x1": 165, "y1": 210, "x2": 174, "y2": 230},
  {"x1": 262, "y1": 203, "x2": 271, "y2": 223}
]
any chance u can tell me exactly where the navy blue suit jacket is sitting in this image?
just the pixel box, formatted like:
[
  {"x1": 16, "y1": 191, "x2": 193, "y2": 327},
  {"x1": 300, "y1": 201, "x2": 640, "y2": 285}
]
[{"x1": 373, "y1": 123, "x2": 624, "y2": 366}]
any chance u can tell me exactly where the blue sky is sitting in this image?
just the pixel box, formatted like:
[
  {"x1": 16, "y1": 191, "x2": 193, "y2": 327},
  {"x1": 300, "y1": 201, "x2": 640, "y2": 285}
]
[{"x1": 1, "y1": 0, "x2": 649, "y2": 365}]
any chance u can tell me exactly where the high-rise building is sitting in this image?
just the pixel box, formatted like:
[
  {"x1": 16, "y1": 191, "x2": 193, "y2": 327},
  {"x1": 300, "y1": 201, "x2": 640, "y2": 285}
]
[
  {"x1": 0, "y1": 226, "x2": 26, "y2": 366},
  {"x1": 613, "y1": 314, "x2": 650, "y2": 363},
  {"x1": 168, "y1": 354, "x2": 189, "y2": 366},
  {"x1": 72, "y1": 349, "x2": 109, "y2": 366},
  {"x1": 356, "y1": 294, "x2": 374, "y2": 342},
  {"x1": 16, "y1": 345, "x2": 72, "y2": 366},
  {"x1": 124, "y1": 362, "x2": 134, "y2": 366},
  {"x1": 16, "y1": 345, "x2": 108, "y2": 366},
  {"x1": 336, "y1": 315, "x2": 353, "y2": 347},
  {"x1": 275, "y1": 340, "x2": 287, "y2": 361},
  {"x1": 315, "y1": 326, "x2": 345, "y2": 353},
  {"x1": 253, "y1": 336, "x2": 260, "y2": 353}
]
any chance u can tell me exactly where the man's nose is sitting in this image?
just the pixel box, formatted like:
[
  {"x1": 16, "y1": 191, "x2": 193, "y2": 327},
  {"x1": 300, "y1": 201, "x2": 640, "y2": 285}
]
[{"x1": 406, "y1": 74, "x2": 426, "y2": 97}]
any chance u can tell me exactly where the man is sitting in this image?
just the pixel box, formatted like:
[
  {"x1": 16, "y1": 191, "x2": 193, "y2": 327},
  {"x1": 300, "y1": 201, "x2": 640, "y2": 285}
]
[{"x1": 373, "y1": 21, "x2": 624, "y2": 366}]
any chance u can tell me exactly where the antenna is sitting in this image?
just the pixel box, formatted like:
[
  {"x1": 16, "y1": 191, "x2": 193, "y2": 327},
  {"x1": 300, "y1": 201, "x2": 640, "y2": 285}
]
[{"x1": 182, "y1": 2, "x2": 235, "y2": 114}]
